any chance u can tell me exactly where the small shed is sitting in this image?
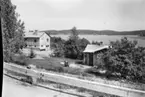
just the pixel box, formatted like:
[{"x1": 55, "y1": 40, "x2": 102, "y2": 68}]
[{"x1": 83, "y1": 44, "x2": 109, "y2": 66}]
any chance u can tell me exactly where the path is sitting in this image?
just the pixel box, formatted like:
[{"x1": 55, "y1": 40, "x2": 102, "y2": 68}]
[{"x1": 2, "y1": 75, "x2": 77, "y2": 97}]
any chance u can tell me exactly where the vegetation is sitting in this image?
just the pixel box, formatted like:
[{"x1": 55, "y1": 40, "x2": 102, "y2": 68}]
[
  {"x1": 28, "y1": 48, "x2": 36, "y2": 58},
  {"x1": 51, "y1": 37, "x2": 65, "y2": 57},
  {"x1": 92, "y1": 37, "x2": 145, "y2": 83},
  {"x1": 11, "y1": 54, "x2": 28, "y2": 66},
  {"x1": 51, "y1": 27, "x2": 90, "y2": 60},
  {"x1": 64, "y1": 27, "x2": 90, "y2": 59},
  {"x1": 1, "y1": 0, "x2": 25, "y2": 62}
]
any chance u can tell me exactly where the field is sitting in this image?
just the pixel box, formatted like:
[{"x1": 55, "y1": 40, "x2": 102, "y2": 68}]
[{"x1": 51, "y1": 35, "x2": 145, "y2": 47}]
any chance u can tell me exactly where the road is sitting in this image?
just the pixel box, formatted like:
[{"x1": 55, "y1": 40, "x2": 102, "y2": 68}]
[{"x1": 2, "y1": 75, "x2": 77, "y2": 97}]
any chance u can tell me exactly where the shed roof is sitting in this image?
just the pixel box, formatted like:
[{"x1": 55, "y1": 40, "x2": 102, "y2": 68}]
[
  {"x1": 24, "y1": 31, "x2": 44, "y2": 38},
  {"x1": 83, "y1": 44, "x2": 109, "y2": 53}
]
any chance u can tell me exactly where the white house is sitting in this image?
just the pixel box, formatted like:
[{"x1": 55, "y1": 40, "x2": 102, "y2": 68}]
[{"x1": 24, "y1": 31, "x2": 51, "y2": 50}]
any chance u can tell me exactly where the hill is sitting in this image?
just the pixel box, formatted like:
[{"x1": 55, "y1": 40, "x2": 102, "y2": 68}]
[{"x1": 41, "y1": 29, "x2": 145, "y2": 35}]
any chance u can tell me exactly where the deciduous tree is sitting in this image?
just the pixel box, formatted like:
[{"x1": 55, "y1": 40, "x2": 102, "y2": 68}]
[{"x1": 1, "y1": 0, "x2": 25, "y2": 62}]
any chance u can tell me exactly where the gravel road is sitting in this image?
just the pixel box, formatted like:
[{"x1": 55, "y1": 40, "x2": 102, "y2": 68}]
[{"x1": 2, "y1": 75, "x2": 77, "y2": 97}]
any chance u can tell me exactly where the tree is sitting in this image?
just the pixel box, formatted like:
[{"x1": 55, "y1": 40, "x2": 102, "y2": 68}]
[
  {"x1": 1, "y1": 0, "x2": 25, "y2": 62},
  {"x1": 64, "y1": 27, "x2": 90, "y2": 59},
  {"x1": 51, "y1": 37, "x2": 65, "y2": 57},
  {"x1": 77, "y1": 38, "x2": 90, "y2": 59},
  {"x1": 95, "y1": 37, "x2": 145, "y2": 82},
  {"x1": 69, "y1": 26, "x2": 79, "y2": 41}
]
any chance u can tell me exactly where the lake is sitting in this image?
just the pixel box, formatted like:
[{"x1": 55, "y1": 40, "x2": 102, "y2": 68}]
[{"x1": 51, "y1": 35, "x2": 145, "y2": 47}]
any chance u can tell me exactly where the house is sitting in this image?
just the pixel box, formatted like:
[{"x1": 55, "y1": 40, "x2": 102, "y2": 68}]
[
  {"x1": 24, "y1": 31, "x2": 51, "y2": 50},
  {"x1": 83, "y1": 44, "x2": 109, "y2": 66}
]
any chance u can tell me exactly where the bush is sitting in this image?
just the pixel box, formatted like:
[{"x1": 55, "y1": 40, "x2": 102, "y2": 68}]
[
  {"x1": 51, "y1": 37, "x2": 65, "y2": 57},
  {"x1": 64, "y1": 38, "x2": 90, "y2": 60},
  {"x1": 28, "y1": 48, "x2": 36, "y2": 58},
  {"x1": 11, "y1": 54, "x2": 28, "y2": 66},
  {"x1": 94, "y1": 37, "x2": 145, "y2": 82}
]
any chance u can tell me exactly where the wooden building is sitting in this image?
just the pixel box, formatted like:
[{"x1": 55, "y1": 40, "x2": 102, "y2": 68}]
[{"x1": 83, "y1": 44, "x2": 109, "y2": 66}]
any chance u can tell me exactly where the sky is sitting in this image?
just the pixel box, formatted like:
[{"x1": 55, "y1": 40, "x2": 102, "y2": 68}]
[{"x1": 11, "y1": 0, "x2": 145, "y2": 31}]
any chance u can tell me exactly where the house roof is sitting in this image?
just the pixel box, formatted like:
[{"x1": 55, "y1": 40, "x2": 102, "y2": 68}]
[
  {"x1": 83, "y1": 44, "x2": 109, "y2": 53},
  {"x1": 24, "y1": 31, "x2": 44, "y2": 38}
]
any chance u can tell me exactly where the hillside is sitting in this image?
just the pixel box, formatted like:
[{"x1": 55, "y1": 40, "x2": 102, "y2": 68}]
[{"x1": 41, "y1": 29, "x2": 145, "y2": 35}]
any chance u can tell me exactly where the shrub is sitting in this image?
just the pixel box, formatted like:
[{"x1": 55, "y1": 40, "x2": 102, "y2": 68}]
[
  {"x1": 28, "y1": 48, "x2": 36, "y2": 58},
  {"x1": 51, "y1": 37, "x2": 65, "y2": 57},
  {"x1": 94, "y1": 37, "x2": 145, "y2": 82},
  {"x1": 11, "y1": 54, "x2": 28, "y2": 66}
]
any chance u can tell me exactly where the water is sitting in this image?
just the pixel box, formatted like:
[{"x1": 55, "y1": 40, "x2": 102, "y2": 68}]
[{"x1": 51, "y1": 35, "x2": 145, "y2": 47}]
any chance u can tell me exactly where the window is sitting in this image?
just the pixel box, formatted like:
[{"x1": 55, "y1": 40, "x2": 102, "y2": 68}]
[
  {"x1": 46, "y1": 45, "x2": 49, "y2": 47},
  {"x1": 41, "y1": 45, "x2": 43, "y2": 47}
]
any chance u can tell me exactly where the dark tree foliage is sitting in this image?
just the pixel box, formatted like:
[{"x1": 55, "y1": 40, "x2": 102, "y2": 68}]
[
  {"x1": 28, "y1": 48, "x2": 36, "y2": 58},
  {"x1": 64, "y1": 39, "x2": 79, "y2": 59},
  {"x1": 1, "y1": 0, "x2": 25, "y2": 62},
  {"x1": 51, "y1": 27, "x2": 90, "y2": 59},
  {"x1": 64, "y1": 27, "x2": 90, "y2": 59},
  {"x1": 77, "y1": 38, "x2": 90, "y2": 59},
  {"x1": 69, "y1": 26, "x2": 79, "y2": 41},
  {"x1": 96, "y1": 37, "x2": 145, "y2": 82},
  {"x1": 51, "y1": 37, "x2": 65, "y2": 57}
]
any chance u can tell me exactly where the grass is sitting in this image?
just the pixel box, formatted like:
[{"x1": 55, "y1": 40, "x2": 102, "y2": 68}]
[
  {"x1": 28, "y1": 58, "x2": 90, "y2": 76},
  {"x1": 11, "y1": 54, "x2": 88, "y2": 76}
]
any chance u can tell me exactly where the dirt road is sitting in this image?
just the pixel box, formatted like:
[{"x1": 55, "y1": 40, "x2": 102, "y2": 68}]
[{"x1": 2, "y1": 76, "x2": 77, "y2": 97}]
